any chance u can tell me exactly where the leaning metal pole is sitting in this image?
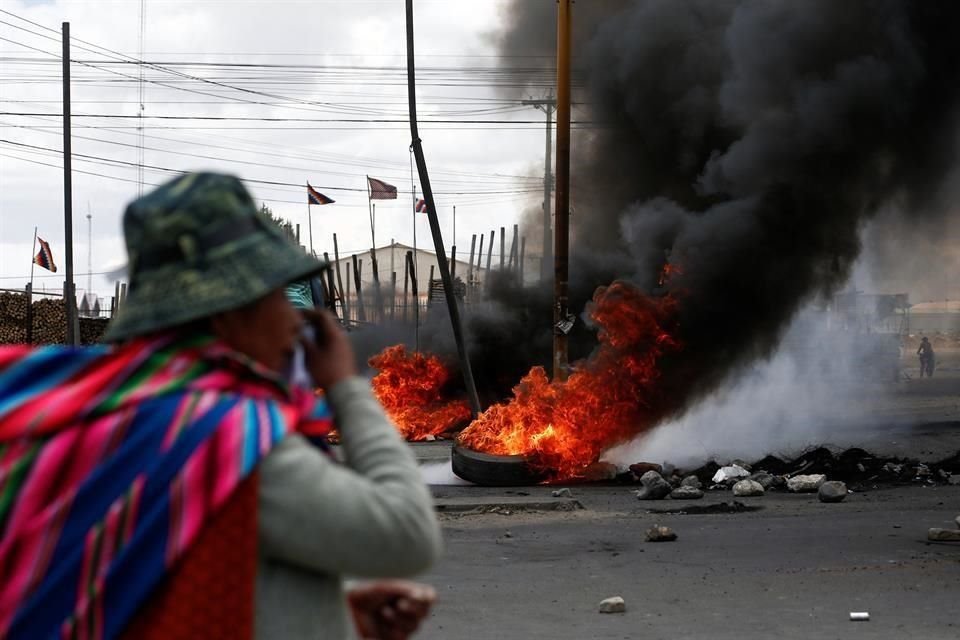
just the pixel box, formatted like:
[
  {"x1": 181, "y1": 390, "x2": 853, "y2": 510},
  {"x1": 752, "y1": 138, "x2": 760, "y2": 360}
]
[
  {"x1": 553, "y1": 1, "x2": 572, "y2": 381},
  {"x1": 405, "y1": 0, "x2": 481, "y2": 416},
  {"x1": 62, "y1": 22, "x2": 78, "y2": 346}
]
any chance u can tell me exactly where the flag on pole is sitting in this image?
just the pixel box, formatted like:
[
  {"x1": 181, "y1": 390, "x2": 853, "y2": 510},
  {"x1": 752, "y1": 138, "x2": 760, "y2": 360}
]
[
  {"x1": 367, "y1": 176, "x2": 398, "y2": 200},
  {"x1": 415, "y1": 198, "x2": 428, "y2": 214},
  {"x1": 307, "y1": 183, "x2": 335, "y2": 205},
  {"x1": 34, "y1": 237, "x2": 57, "y2": 272}
]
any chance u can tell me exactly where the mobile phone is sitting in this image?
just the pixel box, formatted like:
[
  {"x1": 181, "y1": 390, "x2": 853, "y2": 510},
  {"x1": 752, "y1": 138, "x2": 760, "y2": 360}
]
[{"x1": 285, "y1": 325, "x2": 316, "y2": 388}]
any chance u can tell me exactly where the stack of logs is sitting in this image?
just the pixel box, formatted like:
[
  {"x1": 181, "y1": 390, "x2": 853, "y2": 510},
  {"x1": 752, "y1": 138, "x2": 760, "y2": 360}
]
[
  {"x1": 0, "y1": 292, "x2": 27, "y2": 343},
  {"x1": 0, "y1": 291, "x2": 109, "y2": 345}
]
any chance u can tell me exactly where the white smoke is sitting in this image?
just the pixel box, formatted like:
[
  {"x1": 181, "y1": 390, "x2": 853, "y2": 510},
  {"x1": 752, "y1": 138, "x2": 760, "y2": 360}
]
[
  {"x1": 604, "y1": 298, "x2": 902, "y2": 470},
  {"x1": 420, "y1": 461, "x2": 471, "y2": 486}
]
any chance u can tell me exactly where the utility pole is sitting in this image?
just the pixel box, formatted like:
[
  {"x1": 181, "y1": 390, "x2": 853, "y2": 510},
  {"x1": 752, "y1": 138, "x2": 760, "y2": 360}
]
[
  {"x1": 62, "y1": 22, "x2": 77, "y2": 346},
  {"x1": 553, "y1": 1, "x2": 572, "y2": 381},
  {"x1": 522, "y1": 93, "x2": 556, "y2": 283},
  {"x1": 405, "y1": 0, "x2": 482, "y2": 416},
  {"x1": 86, "y1": 204, "x2": 92, "y2": 298}
]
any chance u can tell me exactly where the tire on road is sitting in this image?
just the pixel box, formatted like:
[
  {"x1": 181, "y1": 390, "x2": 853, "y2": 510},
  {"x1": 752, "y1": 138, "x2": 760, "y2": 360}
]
[{"x1": 451, "y1": 444, "x2": 547, "y2": 486}]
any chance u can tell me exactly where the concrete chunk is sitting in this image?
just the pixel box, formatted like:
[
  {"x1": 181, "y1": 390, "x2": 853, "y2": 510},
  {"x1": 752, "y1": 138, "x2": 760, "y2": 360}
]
[
  {"x1": 635, "y1": 471, "x2": 672, "y2": 500},
  {"x1": 818, "y1": 481, "x2": 848, "y2": 503},
  {"x1": 928, "y1": 528, "x2": 960, "y2": 542},
  {"x1": 670, "y1": 486, "x2": 704, "y2": 500},
  {"x1": 599, "y1": 596, "x2": 626, "y2": 613},
  {"x1": 712, "y1": 465, "x2": 750, "y2": 483},
  {"x1": 732, "y1": 479, "x2": 765, "y2": 497},
  {"x1": 787, "y1": 474, "x2": 827, "y2": 492},
  {"x1": 645, "y1": 524, "x2": 677, "y2": 542}
]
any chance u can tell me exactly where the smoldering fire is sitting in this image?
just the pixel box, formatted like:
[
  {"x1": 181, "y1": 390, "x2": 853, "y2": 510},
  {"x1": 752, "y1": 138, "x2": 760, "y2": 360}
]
[{"x1": 360, "y1": 1, "x2": 960, "y2": 478}]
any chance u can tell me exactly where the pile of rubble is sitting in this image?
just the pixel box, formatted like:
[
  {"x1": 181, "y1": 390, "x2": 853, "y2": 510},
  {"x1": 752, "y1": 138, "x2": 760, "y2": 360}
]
[{"x1": 619, "y1": 446, "x2": 960, "y2": 503}]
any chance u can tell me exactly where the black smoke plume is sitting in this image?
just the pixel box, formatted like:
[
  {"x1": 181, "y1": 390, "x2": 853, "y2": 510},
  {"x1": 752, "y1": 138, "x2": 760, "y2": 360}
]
[{"x1": 357, "y1": 1, "x2": 960, "y2": 419}]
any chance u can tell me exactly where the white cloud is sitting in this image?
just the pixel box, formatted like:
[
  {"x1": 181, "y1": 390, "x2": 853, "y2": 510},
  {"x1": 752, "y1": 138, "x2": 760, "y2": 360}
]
[{"x1": 1, "y1": 0, "x2": 550, "y2": 299}]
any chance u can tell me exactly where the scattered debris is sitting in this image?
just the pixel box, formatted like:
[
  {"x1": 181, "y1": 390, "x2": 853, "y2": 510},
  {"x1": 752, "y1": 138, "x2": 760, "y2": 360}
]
[
  {"x1": 635, "y1": 471, "x2": 672, "y2": 500},
  {"x1": 670, "y1": 486, "x2": 704, "y2": 500},
  {"x1": 582, "y1": 461, "x2": 619, "y2": 482},
  {"x1": 645, "y1": 524, "x2": 677, "y2": 542},
  {"x1": 849, "y1": 612, "x2": 870, "y2": 622},
  {"x1": 751, "y1": 455, "x2": 787, "y2": 473},
  {"x1": 712, "y1": 465, "x2": 751, "y2": 484},
  {"x1": 787, "y1": 474, "x2": 827, "y2": 493},
  {"x1": 598, "y1": 596, "x2": 626, "y2": 613},
  {"x1": 681, "y1": 475, "x2": 702, "y2": 489},
  {"x1": 928, "y1": 528, "x2": 960, "y2": 542},
  {"x1": 649, "y1": 501, "x2": 760, "y2": 515},
  {"x1": 748, "y1": 472, "x2": 777, "y2": 489},
  {"x1": 818, "y1": 481, "x2": 848, "y2": 503},
  {"x1": 635, "y1": 447, "x2": 960, "y2": 491},
  {"x1": 552, "y1": 488, "x2": 573, "y2": 498},
  {"x1": 882, "y1": 462, "x2": 903, "y2": 476},
  {"x1": 629, "y1": 462, "x2": 663, "y2": 476},
  {"x1": 732, "y1": 479, "x2": 765, "y2": 497}
]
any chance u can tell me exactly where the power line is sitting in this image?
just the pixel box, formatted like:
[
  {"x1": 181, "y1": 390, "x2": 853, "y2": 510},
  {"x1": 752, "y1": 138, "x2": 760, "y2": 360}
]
[
  {"x1": 2, "y1": 120, "x2": 540, "y2": 187},
  {"x1": 0, "y1": 138, "x2": 544, "y2": 196},
  {"x1": 0, "y1": 111, "x2": 599, "y2": 125}
]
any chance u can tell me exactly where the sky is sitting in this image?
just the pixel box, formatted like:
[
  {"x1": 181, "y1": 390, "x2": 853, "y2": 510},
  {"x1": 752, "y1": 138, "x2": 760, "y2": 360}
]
[{"x1": 0, "y1": 0, "x2": 553, "y2": 299}]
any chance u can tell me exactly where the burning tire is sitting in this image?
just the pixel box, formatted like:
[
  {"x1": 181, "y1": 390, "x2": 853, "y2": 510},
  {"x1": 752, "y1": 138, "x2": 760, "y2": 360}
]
[{"x1": 451, "y1": 444, "x2": 547, "y2": 486}]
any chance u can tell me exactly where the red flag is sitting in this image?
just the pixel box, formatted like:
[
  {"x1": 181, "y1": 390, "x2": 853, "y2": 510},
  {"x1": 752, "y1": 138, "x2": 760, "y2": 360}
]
[
  {"x1": 34, "y1": 237, "x2": 57, "y2": 273},
  {"x1": 367, "y1": 176, "x2": 398, "y2": 200},
  {"x1": 307, "y1": 183, "x2": 335, "y2": 205},
  {"x1": 415, "y1": 198, "x2": 428, "y2": 214}
]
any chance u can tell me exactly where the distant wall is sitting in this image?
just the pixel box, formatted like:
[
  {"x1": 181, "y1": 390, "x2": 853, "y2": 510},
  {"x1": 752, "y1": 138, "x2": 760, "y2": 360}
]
[{"x1": 908, "y1": 312, "x2": 960, "y2": 334}]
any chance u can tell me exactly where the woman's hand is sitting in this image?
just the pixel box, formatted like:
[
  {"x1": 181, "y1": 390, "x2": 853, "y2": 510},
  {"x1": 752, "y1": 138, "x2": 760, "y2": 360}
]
[
  {"x1": 301, "y1": 309, "x2": 358, "y2": 390},
  {"x1": 348, "y1": 580, "x2": 436, "y2": 640}
]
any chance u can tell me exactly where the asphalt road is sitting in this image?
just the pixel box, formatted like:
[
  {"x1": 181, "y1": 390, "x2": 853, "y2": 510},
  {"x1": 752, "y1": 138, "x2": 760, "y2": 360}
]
[
  {"x1": 417, "y1": 483, "x2": 960, "y2": 640},
  {"x1": 401, "y1": 354, "x2": 959, "y2": 639}
]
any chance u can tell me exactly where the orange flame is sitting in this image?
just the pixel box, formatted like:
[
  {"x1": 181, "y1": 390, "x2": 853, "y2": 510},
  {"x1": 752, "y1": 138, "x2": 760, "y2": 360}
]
[
  {"x1": 658, "y1": 262, "x2": 683, "y2": 286},
  {"x1": 370, "y1": 345, "x2": 471, "y2": 441},
  {"x1": 457, "y1": 281, "x2": 680, "y2": 480}
]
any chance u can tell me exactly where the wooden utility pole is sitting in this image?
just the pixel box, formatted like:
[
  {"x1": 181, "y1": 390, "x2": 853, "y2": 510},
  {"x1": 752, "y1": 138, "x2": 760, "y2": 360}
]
[
  {"x1": 322, "y1": 252, "x2": 337, "y2": 316},
  {"x1": 405, "y1": 0, "x2": 481, "y2": 416},
  {"x1": 62, "y1": 22, "x2": 78, "y2": 346},
  {"x1": 406, "y1": 250, "x2": 419, "y2": 350},
  {"x1": 486, "y1": 229, "x2": 494, "y2": 274},
  {"x1": 390, "y1": 271, "x2": 397, "y2": 322},
  {"x1": 499, "y1": 226, "x2": 505, "y2": 271},
  {"x1": 522, "y1": 94, "x2": 556, "y2": 283},
  {"x1": 352, "y1": 254, "x2": 366, "y2": 322},
  {"x1": 333, "y1": 234, "x2": 348, "y2": 319},
  {"x1": 520, "y1": 236, "x2": 527, "y2": 284},
  {"x1": 402, "y1": 254, "x2": 410, "y2": 323},
  {"x1": 467, "y1": 234, "x2": 476, "y2": 287},
  {"x1": 553, "y1": 0, "x2": 572, "y2": 381}
]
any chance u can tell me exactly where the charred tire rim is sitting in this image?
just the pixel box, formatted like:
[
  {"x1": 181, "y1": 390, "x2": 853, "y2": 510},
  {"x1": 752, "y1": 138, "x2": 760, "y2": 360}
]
[{"x1": 451, "y1": 444, "x2": 547, "y2": 486}]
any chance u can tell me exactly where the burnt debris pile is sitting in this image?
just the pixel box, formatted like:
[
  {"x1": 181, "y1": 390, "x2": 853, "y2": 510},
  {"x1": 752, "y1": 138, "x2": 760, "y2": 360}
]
[{"x1": 622, "y1": 445, "x2": 960, "y2": 496}]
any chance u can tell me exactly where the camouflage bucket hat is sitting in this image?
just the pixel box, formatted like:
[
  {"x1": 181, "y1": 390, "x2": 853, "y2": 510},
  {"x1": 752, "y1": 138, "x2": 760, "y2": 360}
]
[{"x1": 104, "y1": 172, "x2": 326, "y2": 342}]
